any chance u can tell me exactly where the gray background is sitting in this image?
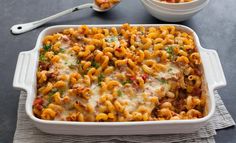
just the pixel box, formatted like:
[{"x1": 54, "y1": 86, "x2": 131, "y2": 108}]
[{"x1": 0, "y1": 0, "x2": 235, "y2": 142}]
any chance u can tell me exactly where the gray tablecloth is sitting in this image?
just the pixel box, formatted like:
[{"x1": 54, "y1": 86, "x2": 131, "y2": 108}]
[{"x1": 13, "y1": 91, "x2": 235, "y2": 143}]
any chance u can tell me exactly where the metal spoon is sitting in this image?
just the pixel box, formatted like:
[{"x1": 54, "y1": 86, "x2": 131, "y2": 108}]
[{"x1": 11, "y1": 1, "x2": 120, "y2": 34}]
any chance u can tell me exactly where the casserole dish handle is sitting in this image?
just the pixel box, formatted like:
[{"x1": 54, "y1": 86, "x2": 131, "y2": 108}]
[
  {"x1": 13, "y1": 50, "x2": 37, "y2": 91},
  {"x1": 202, "y1": 49, "x2": 226, "y2": 89}
]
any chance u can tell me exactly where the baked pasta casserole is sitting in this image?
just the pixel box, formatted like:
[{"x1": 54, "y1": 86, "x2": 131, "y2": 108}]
[
  {"x1": 95, "y1": 0, "x2": 120, "y2": 10},
  {"x1": 34, "y1": 24, "x2": 207, "y2": 122}
]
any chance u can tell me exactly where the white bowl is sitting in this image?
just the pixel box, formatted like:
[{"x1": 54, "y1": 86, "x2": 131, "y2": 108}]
[
  {"x1": 151, "y1": 0, "x2": 207, "y2": 10},
  {"x1": 149, "y1": 0, "x2": 208, "y2": 12},
  {"x1": 141, "y1": 0, "x2": 209, "y2": 22}
]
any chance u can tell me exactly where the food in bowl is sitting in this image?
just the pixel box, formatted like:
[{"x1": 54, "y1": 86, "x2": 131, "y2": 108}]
[
  {"x1": 33, "y1": 23, "x2": 207, "y2": 122},
  {"x1": 141, "y1": 0, "x2": 209, "y2": 22},
  {"x1": 95, "y1": 0, "x2": 120, "y2": 10},
  {"x1": 159, "y1": 0, "x2": 193, "y2": 3}
]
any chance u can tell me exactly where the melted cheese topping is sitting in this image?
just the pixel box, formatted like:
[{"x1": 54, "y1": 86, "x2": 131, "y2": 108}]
[
  {"x1": 35, "y1": 25, "x2": 207, "y2": 122},
  {"x1": 88, "y1": 84, "x2": 100, "y2": 110}
]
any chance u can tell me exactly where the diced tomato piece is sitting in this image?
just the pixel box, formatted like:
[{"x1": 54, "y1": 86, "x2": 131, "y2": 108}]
[
  {"x1": 35, "y1": 104, "x2": 43, "y2": 110},
  {"x1": 130, "y1": 76, "x2": 136, "y2": 81},
  {"x1": 141, "y1": 74, "x2": 148, "y2": 81},
  {"x1": 192, "y1": 88, "x2": 202, "y2": 96},
  {"x1": 115, "y1": 48, "x2": 122, "y2": 52},
  {"x1": 33, "y1": 98, "x2": 43, "y2": 106}
]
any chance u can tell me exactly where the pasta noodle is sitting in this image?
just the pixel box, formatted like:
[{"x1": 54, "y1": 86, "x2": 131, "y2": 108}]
[{"x1": 34, "y1": 24, "x2": 207, "y2": 121}]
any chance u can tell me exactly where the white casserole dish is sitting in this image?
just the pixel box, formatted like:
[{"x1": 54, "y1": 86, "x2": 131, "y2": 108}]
[{"x1": 13, "y1": 24, "x2": 226, "y2": 135}]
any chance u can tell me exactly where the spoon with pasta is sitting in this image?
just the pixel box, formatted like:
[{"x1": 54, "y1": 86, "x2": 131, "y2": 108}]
[{"x1": 11, "y1": 0, "x2": 120, "y2": 34}]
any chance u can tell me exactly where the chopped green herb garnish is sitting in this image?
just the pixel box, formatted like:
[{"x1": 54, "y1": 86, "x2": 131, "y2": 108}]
[
  {"x1": 98, "y1": 82, "x2": 102, "y2": 86},
  {"x1": 48, "y1": 88, "x2": 57, "y2": 102},
  {"x1": 43, "y1": 44, "x2": 51, "y2": 51},
  {"x1": 69, "y1": 64, "x2": 77, "y2": 69},
  {"x1": 166, "y1": 46, "x2": 174, "y2": 55},
  {"x1": 98, "y1": 74, "x2": 105, "y2": 86},
  {"x1": 54, "y1": 48, "x2": 65, "y2": 55},
  {"x1": 108, "y1": 60, "x2": 115, "y2": 66},
  {"x1": 85, "y1": 67, "x2": 92, "y2": 73},
  {"x1": 158, "y1": 78, "x2": 167, "y2": 84},
  {"x1": 39, "y1": 54, "x2": 47, "y2": 61},
  {"x1": 48, "y1": 92, "x2": 55, "y2": 98},
  {"x1": 105, "y1": 36, "x2": 118, "y2": 43},
  {"x1": 117, "y1": 90, "x2": 123, "y2": 97},
  {"x1": 48, "y1": 88, "x2": 65, "y2": 103},
  {"x1": 91, "y1": 60, "x2": 100, "y2": 68},
  {"x1": 81, "y1": 72, "x2": 85, "y2": 77},
  {"x1": 48, "y1": 94, "x2": 54, "y2": 103},
  {"x1": 168, "y1": 68, "x2": 173, "y2": 72},
  {"x1": 51, "y1": 88, "x2": 58, "y2": 93},
  {"x1": 60, "y1": 48, "x2": 65, "y2": 53},
  {"x1": 43, "y1": 104, "x2": 48, "y2": 108},
  {"x1": 122, "y1": 79, "x2": 132, "y2": 85},
  {"x1": 78, "y1": 65, "x2": 85, "y2": 76},
  {"x1": 58, "y1": 89, "x2": 65, "y2": 95},
  {"x1": 166, "y1": 46, "x2": 175, "y2": 60},
  {"x1": 48, "y1": 92, "x2": 55, "y2": 97}
]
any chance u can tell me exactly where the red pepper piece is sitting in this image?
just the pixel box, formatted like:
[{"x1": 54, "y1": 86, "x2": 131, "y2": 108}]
[
  {"x1": 141, "y1": 74, "x2": 149, "y2": 81},
  {"x1": 33, "y1": 98, "x2": 43, "y2": 106},
  {"x1": 115, "y1": 48, "x2": 122, "y2": 52},
  {"x1": 130, "y1": 76, "x2": 136, "y2": 81}
]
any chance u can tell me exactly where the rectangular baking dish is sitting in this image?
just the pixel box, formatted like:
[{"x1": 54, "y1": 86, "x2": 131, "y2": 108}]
[{"x1": 13, "y1": 24, "x2": 226, "y2": 135}]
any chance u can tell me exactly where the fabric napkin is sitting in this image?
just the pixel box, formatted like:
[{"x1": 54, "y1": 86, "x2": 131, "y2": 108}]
[{"x1": 13, "y1": 91, "x2": 235, "y2": 143}]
